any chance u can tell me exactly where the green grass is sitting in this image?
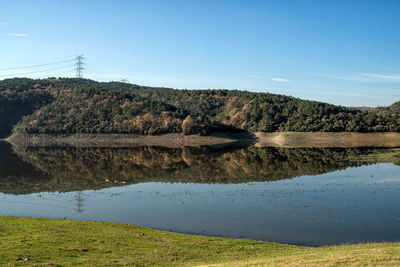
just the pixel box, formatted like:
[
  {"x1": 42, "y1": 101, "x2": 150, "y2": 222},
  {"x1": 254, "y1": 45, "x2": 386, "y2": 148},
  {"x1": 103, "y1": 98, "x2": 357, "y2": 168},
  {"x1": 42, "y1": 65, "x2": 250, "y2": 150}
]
[{"x1": 0, "y1": 217, "x2": 399, "y2": 266}]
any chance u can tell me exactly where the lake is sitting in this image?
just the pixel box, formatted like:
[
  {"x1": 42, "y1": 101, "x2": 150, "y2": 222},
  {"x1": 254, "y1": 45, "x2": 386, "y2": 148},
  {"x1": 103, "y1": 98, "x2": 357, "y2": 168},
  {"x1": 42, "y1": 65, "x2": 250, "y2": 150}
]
[{"x1": 0, "y1": 141, "x2": 399, "y2": 246}]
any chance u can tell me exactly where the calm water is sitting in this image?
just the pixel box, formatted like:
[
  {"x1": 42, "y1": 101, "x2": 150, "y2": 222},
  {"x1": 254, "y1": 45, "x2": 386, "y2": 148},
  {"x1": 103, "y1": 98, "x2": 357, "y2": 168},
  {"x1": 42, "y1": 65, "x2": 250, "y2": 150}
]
[{"x1": 0, "y1": 141, "x2": 399, "y2": 246}]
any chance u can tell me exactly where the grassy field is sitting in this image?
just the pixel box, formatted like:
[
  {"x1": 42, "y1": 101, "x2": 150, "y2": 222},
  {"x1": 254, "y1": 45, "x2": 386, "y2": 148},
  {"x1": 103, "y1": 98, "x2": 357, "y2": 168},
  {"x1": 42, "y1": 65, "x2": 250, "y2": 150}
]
[{"x1": 0, "y1": 217, "x2": 399, "y2": 266}]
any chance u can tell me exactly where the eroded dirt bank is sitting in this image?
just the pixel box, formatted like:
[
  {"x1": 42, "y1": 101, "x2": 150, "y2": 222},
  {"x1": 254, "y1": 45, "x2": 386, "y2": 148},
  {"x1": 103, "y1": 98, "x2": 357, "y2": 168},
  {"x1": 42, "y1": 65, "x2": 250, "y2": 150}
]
[
  {"x1": 4, "y1": 133, "x2": 246, "y2": 147},
  {"x1": 4, "y1": 132, "x2": 400, "y2": 147},
  {"x1": 256, "y1": 132, "x2": 400, "y2": 147}
]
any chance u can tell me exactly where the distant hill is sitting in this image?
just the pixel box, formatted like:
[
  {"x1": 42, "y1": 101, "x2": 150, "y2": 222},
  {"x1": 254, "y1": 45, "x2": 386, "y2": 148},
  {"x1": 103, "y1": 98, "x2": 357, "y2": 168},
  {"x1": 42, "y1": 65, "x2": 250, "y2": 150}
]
[
  {"x1": 390, "y1": 101, "x2": 400, "y2": 113},
  {"x1": 0, "y1": 77, "x2": 399, "y2": 136},
  {"x1": 346, "y1": 106, "x2": 375, "y2": 111}
]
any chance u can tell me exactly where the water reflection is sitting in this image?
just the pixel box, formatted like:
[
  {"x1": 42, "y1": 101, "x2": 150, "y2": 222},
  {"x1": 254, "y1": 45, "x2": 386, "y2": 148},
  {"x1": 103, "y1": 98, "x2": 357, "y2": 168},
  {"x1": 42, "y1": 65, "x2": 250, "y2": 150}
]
[{"x1": 0, "y1": 141, "x2": 398, "y2": 194}]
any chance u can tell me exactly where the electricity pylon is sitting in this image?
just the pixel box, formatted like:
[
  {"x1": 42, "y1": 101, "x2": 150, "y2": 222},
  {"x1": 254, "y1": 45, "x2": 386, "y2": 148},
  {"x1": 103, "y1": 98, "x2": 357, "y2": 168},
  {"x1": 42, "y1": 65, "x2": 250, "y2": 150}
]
[{"x1": 74, "y1": 55, "x2": 85, "y2": 78}]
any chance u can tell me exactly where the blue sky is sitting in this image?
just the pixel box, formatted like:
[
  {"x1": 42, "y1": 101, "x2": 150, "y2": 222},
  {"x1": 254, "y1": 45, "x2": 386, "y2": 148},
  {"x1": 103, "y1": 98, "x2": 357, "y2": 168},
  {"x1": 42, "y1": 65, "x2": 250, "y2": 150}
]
[{"x1": 0, "y1": 0, "x2": 399, "y2": 106}]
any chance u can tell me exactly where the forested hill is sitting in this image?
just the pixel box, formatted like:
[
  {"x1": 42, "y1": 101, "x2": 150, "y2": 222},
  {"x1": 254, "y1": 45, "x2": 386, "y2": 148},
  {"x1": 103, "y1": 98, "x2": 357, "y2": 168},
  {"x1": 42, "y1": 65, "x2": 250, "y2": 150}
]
[
  {"x1": 390, "y1": 101, "x2": 400, "y2": 113},
  {"x1": 0, "y1": 77, "x2": 399, "y2": 137}
]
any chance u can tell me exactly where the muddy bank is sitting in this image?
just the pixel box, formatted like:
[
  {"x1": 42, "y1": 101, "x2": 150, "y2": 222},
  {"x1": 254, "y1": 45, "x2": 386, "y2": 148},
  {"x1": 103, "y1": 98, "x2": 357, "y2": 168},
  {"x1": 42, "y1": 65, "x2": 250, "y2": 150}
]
[
  {"x1": 255, "y1": 132, "x2": 400, "y2": 147},
  {"x1": 4, "y1": 132, "x2": 400, "y2": 147},
  {"x1": 5, "y1": 133, "x2": 250, "y2": 147}
]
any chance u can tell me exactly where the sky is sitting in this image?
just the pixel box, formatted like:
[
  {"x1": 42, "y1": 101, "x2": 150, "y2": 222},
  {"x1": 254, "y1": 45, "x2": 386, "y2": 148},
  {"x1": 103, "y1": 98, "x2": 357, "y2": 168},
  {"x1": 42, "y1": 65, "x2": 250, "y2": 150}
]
[{"x1": 0, "y1": 0, "x2": 399, "y2": 107}]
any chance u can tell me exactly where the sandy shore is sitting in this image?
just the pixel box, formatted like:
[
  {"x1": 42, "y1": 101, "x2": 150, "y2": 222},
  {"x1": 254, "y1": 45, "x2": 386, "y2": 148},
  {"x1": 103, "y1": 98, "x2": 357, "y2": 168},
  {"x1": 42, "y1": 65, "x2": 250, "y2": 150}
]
[{"x1": 4, "y1": 132, "x2": 400, "y2": 147}]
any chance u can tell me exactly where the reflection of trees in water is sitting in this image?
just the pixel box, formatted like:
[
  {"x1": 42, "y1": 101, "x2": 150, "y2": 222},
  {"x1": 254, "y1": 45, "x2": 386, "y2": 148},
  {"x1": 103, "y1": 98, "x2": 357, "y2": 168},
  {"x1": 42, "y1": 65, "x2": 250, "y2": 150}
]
[
  {"x1": 1, "y1": 144, "x2": 398, "y2": 194},
  {"x1": 0, "y1": 142, "x2": 52, "y2": 194}
]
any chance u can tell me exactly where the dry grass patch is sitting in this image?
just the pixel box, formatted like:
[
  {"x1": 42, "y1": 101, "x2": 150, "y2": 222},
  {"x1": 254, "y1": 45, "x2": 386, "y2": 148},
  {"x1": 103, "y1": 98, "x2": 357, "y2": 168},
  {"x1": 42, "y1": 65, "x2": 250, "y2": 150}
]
[{"x1": 199, "y1": 243, "x2": 400, "y2": 267}]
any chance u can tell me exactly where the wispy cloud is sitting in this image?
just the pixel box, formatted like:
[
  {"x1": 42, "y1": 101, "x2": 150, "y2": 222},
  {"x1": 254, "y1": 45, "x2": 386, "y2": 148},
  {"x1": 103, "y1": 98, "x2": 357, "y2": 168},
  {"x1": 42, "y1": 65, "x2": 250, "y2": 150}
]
[
  {"x1": 245, "y1": 74, "x2": 260, "y2": 79},
  {"x1": 362, "y1": 73, "x2": 400, "y2": 81},
  {"x1": 321, "y1": 91, "x2": 395, "y2": 100},
  {"x1": 315, "y1": 73, "x2": 353, "y2": 80},
  {"x1": 271, "y1": 77, "x2": 288, "y2": 82},
  {"x1": 7, "y1": 33, "x2": 29, "y2": 37},
  {"x1": 316, "y1": 72, "x2": 400, "y2": 82},
  {"x1": 292, "y1": 88, "x2": 396, "y2": 100},
  {"x1": 0, "y1": 22, "x2": 8, "y2": 26},
  {"x1": 245, "y1": 72, "x2": 274, "y2": 79}
]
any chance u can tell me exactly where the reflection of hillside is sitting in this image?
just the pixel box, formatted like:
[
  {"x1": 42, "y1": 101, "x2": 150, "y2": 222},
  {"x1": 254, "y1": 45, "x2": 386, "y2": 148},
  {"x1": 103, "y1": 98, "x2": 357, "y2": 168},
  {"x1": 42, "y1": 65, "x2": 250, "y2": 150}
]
[
  {"x1": 0, "y1": 142, "x2": 52, "y2": 194},
  {"x1": 1, "y1": 144, "x2": 398, "y2": 194}
]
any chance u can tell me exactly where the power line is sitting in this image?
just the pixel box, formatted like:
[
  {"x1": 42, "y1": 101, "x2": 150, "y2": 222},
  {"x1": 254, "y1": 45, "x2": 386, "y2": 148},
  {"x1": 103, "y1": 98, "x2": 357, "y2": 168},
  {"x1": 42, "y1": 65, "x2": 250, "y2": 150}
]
[
  {"x1": 37, "y1": 70, "x2": 75, "y2": 78},
  {"x1": 85, "y1": 63, "x2": 131, "y2": 82},
  {"x1": 0, "y1": 59, "x2": 74, "y2": 70},
  {"x1": 0, "y1": 64, "x2": 75, "y2": 77},
  {"x1": 85, "y1": 64, "x2": 111, "y2": 80},
  {"x1": 75, "y1": 55, "x2": 85, "y2": 78}
]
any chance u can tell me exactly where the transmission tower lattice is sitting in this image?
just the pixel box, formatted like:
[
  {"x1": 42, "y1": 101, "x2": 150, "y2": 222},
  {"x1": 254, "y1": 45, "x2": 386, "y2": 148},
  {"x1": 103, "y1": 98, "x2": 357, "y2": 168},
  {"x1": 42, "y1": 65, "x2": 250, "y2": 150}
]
[
  {"x1": 74, "y1": 55, "x2": 85, "y2": 78},
  {"x1": 74, "y1": 191, "x2": 85, "y2": 213}
]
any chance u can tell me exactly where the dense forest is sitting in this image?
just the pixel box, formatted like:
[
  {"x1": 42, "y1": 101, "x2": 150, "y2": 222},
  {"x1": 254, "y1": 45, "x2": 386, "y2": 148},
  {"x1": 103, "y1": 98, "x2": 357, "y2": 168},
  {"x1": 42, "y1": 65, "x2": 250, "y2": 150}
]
[{"x1": 0, "y1": 77, "x2": 399, "y2": 136}]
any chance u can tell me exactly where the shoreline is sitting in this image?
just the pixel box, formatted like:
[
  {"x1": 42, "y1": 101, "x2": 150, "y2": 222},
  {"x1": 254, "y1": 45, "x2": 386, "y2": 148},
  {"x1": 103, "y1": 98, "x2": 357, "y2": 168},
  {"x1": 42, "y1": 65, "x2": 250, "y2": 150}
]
[
  {"x1": 4, "y1": 133, "x2": 246, "y2": 147},
  {"x1": 256, "y1": 131, "x2": 400, "y2": 147},
  {"x1": 4, "y1": 131, "x2": 400, "y2": 147}
]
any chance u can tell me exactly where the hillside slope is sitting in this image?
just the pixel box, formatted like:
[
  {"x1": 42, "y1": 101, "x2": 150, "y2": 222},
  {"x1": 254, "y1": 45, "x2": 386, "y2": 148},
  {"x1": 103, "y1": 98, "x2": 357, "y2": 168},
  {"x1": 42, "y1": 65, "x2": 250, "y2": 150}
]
[
  {"x1": 1, "y1": 78, "x2": 399, "y2": 136},
  {"x1": 0, "y1": 79, "x2": 54, "y2": 137},
  {"x1": 390, "y1": 101, "x2": 400, "y2": 113}
]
